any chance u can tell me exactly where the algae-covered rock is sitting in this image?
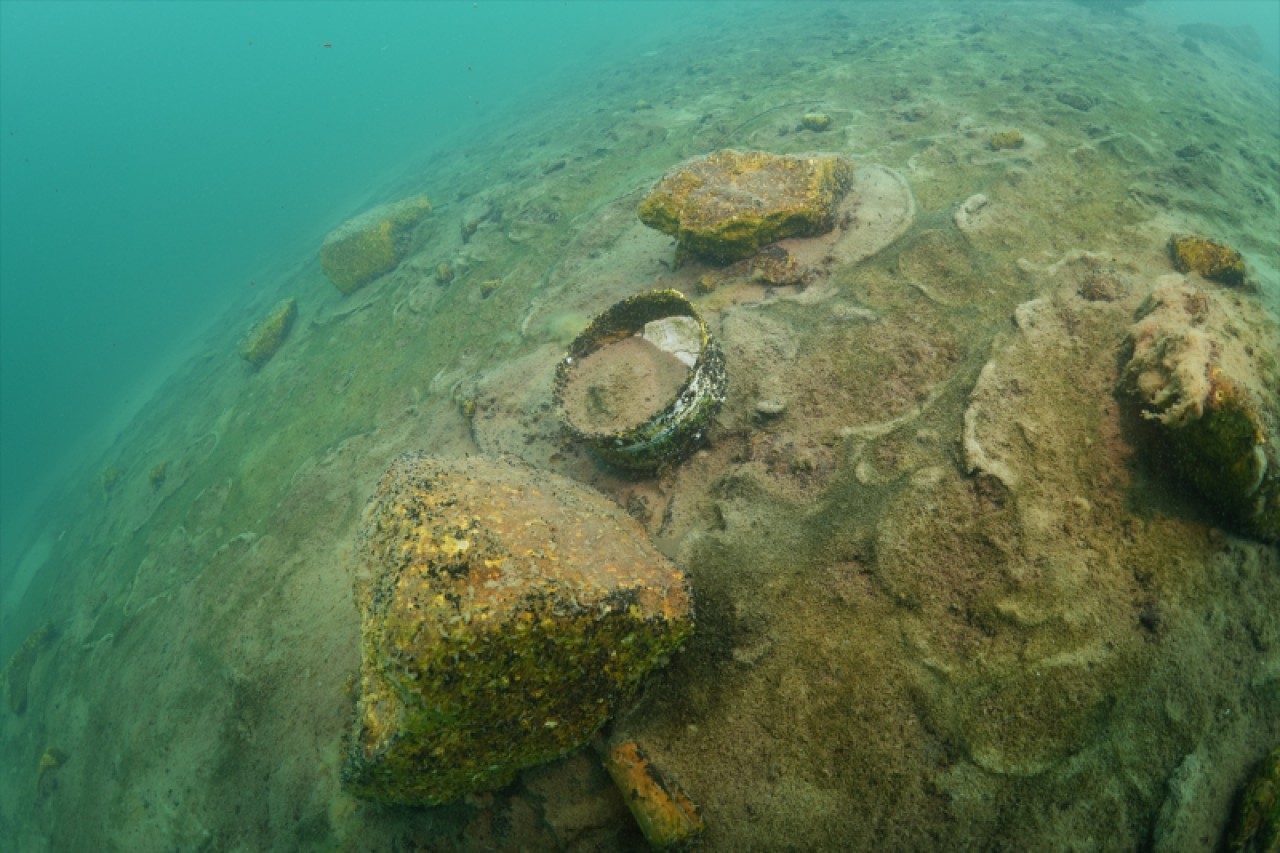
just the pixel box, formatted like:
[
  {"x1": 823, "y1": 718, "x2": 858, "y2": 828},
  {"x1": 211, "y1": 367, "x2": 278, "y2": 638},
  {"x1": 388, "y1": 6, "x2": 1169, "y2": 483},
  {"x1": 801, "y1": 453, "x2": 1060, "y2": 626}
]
[
  {"x1": 100, "y1": 464, "x2": 124, "y2": 495},
  {"x1": 342, "y1": 453, "x2": 693, "y2": 806},
  {"x1": 1119, "y1": 278, "x2": 1280, "y2": 542},
  {"x1": 637, "y1": 149, "x2": 853, "y2": 265},
  {"x1": 239, "y1": 297, "x2": 297, "y2": 369},
  {"x1": 989, "y1": 130, "x2": 1025, "y2": 151},
  {"x1": 1227, "y1": 746, "x2": 1280, "y2": 853},
  {"x1": 36, "y1": 746, "x2": 68, "y2": 794},
  {"x1": 1169, "y1": 234, "x2": 1247, "y2": 287},
  {"x1": 320, "y1": 195, "x2": 432, "y2": 294},
  {"x1": 799, "y1": 112, "x2": 832, "y2": 132}
]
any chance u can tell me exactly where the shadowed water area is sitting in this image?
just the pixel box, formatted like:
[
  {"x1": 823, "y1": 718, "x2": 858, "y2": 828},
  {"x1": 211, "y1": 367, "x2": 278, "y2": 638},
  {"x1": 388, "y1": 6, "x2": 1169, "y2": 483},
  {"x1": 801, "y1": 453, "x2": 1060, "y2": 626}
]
[{"x1": 2, "y1": 1, "x2": 1278, "y2": 850}]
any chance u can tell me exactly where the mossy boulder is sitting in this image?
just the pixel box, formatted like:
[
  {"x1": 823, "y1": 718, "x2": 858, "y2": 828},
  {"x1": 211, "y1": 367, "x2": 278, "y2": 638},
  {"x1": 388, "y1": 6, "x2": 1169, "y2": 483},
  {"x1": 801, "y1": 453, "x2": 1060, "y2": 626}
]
[
  {"x1": 320, "y1": 195, "x2": 432, "y2": 294},
  {"x1": 239, "y1": 297, "x2": 297, "y2": 369},
  {"x1": 342, "y1": 453, "x2": 693, "y2": 806},
  {"x1": 637, "y1": 149, "x2": 853, "y2": 265},
  {"x1": 1119, "y1": 278, "x2": 1279, "y2": 542},
  {"x1": 1169, "y1": 234, "x2": 1246, "y2": 286}
]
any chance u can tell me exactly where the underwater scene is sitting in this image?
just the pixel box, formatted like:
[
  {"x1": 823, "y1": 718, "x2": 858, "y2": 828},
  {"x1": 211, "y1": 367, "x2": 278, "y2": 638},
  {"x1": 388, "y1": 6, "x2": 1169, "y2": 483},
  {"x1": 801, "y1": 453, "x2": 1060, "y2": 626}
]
[{"x1": 1, "y1": 1, "x2": 1278, "y2": 850}]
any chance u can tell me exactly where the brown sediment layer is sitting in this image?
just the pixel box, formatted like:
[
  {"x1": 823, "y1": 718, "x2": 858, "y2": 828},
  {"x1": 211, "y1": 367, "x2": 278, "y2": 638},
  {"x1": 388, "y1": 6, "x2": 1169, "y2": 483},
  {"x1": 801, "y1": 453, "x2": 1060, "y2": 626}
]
[{"x1": 559, "y1": 335, "x2": 691, "y2": 435}]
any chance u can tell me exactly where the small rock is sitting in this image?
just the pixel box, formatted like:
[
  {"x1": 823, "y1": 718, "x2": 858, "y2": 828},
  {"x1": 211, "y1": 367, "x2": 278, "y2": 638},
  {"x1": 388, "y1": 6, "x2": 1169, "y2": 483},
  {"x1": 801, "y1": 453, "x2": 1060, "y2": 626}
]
[
  {"x1": 755, "y1": 399, "x2": 787, "y2": 419},
  {"x1": 1056, "y1": 91, "x2": 1094, "y2": 112},
  {"x1": 148, "y1": 461, "x2": 168, "y2": 489},
  {"x1": 239, "y1": 297, "x2": 297, "y2": 369},
  {"x1": 602, "y1": 740, "x2": 705, "y2": 850},
  {"x1": 953, "y1": 193, "x2": 990, "y2": 234},
  {"x1": 1168, "y1": 234, "x2": 1246, "y2": 286},
  {"x1": 799, "y1": 112, "x2": 832, "y2": 132},
  {"x1": 989, "y1": 130, "x2": 1025, "y2": 151}
]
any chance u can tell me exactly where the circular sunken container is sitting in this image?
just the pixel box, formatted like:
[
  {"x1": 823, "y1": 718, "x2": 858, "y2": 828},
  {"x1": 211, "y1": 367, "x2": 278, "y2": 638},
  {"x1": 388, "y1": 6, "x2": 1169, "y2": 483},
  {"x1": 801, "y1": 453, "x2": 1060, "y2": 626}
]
[{"x1": 553, "y1": 289, "x2": 727, "y2": 473}]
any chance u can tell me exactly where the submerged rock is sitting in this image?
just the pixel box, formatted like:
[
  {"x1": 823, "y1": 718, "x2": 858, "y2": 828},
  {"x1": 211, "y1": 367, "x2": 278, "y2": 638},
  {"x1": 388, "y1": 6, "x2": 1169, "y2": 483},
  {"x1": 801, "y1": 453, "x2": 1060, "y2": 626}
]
[
  {"x1": 1168, "y1": 233, "x2": 1247, "y2": 287},
  {"x1": 603, "y1": 739, "x2": 705, "y2": 849},
  {"x1": 320, "y1": 195, "x2": 432, "y2": 294},
  {"x1": 1118, "y1": 278, "x2": 1279, "y2": 542},
  {"x1": 239, "y1": 297, "x2": 297, "y2": 369},
  {"x1": 637, "y1": 149, "x2": 853, "y2": 265},
  {"x1": 1227, "y1": 745, "x2": 1279, "y2": 853},
  {"x1": 988, "y1": 130, "x2": 1025, "y2": 151},
  {"x1": 798, "y1": 112, "x2": 832, "y2": 132},
  {"x1": 343, "y1": 453, "x2": 693, "y2": 806},
  {"x1": 1056, "y1": 91, "x2": 1095, "y2": 112}
]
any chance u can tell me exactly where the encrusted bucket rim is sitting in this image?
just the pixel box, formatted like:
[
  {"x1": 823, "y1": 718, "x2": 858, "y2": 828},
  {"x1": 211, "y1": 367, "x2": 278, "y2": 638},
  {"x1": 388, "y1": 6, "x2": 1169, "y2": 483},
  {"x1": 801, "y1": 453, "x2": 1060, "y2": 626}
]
[{"x1": 552, "y1": 289, "x2": 727, "y2": 471}]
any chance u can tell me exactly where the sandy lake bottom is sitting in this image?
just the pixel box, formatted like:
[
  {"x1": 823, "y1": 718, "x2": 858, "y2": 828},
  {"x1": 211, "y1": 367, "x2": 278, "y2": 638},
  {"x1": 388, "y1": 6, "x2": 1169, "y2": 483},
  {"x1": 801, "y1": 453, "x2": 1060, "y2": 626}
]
[{"x1": 2, "y1": 3, "x2": 1278, "y2": 850}]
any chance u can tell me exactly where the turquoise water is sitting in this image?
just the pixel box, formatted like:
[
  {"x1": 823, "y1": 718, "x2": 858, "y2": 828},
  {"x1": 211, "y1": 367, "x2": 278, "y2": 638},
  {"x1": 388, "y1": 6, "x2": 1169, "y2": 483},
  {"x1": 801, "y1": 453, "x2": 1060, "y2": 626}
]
[{"x1": 0, "y1": 0, "x2": 707, "y2": 572}]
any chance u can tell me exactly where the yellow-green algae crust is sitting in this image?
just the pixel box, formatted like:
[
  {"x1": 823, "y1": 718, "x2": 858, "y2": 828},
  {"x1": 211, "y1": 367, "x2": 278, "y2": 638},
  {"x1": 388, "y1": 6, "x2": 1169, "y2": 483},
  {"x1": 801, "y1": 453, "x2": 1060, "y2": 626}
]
[
  {"x1": 239, "y1": 297, "x2": 297, "y2": 369},
  {"x1": 320, "y1": 195, "x2": 432, "y2": 294},
  {"x1": 989, "y1": 130, "x2": 1025, "y2": 151},
  {"x1": 1169, "y1": 233, "x2": 1247, "y2": 287},
  {"x1": 343, "y1": 453, "x2": 693, "y2": 806},
  {"x1": 637, "y1": 149, "x2": 853, "y2": 265}
]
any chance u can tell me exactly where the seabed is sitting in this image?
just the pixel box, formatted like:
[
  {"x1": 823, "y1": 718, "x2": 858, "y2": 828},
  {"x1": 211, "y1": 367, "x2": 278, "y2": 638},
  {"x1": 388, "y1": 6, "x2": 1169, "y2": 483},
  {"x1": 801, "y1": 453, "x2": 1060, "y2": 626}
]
[{"x1": 2, "y1": 3, "x2": 1277, "y2": 850}]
